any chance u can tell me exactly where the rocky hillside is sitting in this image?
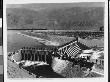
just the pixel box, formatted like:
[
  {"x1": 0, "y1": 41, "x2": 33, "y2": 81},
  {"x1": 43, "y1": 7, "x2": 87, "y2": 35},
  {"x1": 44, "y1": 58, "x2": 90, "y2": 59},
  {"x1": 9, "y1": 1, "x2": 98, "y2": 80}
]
[{"x1": 7, "y1": 3, "x2": 104, "y2": 30}]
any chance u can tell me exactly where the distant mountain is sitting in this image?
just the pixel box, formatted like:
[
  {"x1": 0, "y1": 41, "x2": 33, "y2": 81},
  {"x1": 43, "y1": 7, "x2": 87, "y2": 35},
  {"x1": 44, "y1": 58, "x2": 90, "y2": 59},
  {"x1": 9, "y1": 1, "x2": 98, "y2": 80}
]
[
  {"x1": 7, "y1": 6, "x2": 104, "y2": 30},
  {"x1": 7, "y1": 2, "x2": 104, "y2": 10}
]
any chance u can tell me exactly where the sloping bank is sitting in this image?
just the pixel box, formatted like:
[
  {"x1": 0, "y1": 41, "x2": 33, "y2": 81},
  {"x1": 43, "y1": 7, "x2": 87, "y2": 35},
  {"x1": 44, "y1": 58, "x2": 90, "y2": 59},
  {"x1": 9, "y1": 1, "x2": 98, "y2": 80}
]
[{"x1": 78, "y1": 37, "x2": 104, "y2": 48}]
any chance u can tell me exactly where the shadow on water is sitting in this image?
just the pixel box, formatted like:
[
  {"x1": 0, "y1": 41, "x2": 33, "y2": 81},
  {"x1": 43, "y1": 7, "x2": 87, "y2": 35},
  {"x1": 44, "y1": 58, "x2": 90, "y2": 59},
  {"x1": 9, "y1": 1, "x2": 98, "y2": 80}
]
[{"x1": 23, "y1": 65, "x2": 64, "y2": 78}]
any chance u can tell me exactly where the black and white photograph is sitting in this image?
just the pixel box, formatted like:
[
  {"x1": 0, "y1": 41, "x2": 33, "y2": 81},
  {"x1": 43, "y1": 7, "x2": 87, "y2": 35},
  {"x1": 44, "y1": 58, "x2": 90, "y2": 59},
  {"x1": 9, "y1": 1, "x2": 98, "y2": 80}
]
[
  {"x1": 0, "y1": 0, "x2": 3, "y2": 82},
  {"x1": 108, "y1": 1, "x2": 110, "y2": 82},
  {"x1": 5, "y1": 0, "x2": 107, "y2": 80}
]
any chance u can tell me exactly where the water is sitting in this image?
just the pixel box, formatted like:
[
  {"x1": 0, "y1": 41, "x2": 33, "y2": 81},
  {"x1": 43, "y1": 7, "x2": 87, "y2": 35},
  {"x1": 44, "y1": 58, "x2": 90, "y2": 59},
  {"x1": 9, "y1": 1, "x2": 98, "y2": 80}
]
[
  {"x1": 23, "y1": 65, "x2": 64, "y2": 78},
  {"x1": 7, "y1": 30, "x2": 43, "y2": 52},
  {"x1": 8, "y1": 30, "x2": 64, "y2": 78}
]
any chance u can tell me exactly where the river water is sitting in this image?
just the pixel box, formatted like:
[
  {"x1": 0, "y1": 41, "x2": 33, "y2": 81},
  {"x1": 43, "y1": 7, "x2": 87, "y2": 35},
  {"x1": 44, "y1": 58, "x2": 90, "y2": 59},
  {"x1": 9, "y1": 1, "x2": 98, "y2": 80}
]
[{"x1": 23, "y1": 65, "x2": 64, "y2": 78}]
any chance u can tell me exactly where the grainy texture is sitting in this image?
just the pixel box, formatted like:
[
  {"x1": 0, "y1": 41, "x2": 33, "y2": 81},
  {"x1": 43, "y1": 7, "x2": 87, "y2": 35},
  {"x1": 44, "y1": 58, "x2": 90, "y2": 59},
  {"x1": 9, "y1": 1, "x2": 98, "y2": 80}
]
[
  {"x1": 7, "y1": 3, "x2": 104, "y2": 78},
  {"x1": 0, "y1": 74, "x2": 3, "y2": 82},
  {"x1": 7, "y1": 60, "x2": 36, "y2": 78}
]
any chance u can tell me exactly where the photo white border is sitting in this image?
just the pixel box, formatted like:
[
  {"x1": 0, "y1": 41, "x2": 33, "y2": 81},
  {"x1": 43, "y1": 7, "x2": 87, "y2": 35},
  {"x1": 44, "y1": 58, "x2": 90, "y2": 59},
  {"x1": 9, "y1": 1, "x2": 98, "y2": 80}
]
[{"x1": 3, "y1": 0, "x2": 108, "y2": 82}]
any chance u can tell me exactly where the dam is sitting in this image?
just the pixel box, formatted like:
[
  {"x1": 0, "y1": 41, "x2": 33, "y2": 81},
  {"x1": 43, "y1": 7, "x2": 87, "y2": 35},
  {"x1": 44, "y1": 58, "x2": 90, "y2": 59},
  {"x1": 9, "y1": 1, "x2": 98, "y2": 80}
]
[{"x1": 8, "y1": 38, "x2": 103, "y2": 78}]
